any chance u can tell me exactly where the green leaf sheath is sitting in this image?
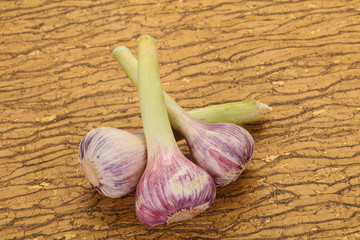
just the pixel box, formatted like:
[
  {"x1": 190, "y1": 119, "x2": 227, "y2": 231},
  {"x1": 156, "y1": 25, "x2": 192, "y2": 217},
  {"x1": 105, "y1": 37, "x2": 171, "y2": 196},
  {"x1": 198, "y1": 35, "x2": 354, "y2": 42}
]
[
  {"x1": 137, "y1": 35, "x2": 178, "y2": 151},
  {"x1": 112, "y1": 46, "x2": 270, "y2": 126}
]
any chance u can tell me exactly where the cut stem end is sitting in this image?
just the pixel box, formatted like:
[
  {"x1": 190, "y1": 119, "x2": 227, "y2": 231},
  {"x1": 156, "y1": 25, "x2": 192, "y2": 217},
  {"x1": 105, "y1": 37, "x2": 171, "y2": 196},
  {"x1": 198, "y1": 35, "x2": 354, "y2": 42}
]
[
  {"x1": 257, "y1": 101, "x2": 272, "y2": 111},
  {"x1": 81, "y1": 159, "x2": 100, "y2": 187}
]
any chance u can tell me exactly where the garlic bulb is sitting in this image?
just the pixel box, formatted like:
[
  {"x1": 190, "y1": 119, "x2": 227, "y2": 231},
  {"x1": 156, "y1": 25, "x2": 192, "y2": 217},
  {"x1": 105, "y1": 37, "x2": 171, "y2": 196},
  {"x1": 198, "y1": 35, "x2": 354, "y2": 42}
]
[
  {"x1": 78, "y1": 127, "x2": 146, "y2": 198},
  {"x1": 136, "y1": 146, "x2": 216, "y2": 226},
  {"x1": 135, "y1": 35, "x2": 215, "y2": 226},
  {"x1": 165, "y1": 97, "x2": 254, "y2": 186}
]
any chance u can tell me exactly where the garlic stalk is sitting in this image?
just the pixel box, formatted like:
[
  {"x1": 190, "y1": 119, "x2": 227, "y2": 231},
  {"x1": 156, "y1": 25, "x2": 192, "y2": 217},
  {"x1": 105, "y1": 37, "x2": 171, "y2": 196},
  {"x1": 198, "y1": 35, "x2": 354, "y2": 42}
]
[
  {"x1": 135, "y1": 35, "x2": 216, "y2": 226},
  {"x1": 188, "y1": 98, "x2": 271, "y2": 125},
  {"x1": 113, "y1": 46, "x2": 271, "y2": 126},
  {"x1": 112, "y1": 46, "x2": 255, "y2": 186}
]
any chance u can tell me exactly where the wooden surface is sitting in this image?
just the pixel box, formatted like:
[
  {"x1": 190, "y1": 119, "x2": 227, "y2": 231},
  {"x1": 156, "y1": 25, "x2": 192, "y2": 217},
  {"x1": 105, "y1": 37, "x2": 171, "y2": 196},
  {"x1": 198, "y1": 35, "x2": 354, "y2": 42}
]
[{"x1": 1, "y1": 0, "x2": 360, "y2": 239}]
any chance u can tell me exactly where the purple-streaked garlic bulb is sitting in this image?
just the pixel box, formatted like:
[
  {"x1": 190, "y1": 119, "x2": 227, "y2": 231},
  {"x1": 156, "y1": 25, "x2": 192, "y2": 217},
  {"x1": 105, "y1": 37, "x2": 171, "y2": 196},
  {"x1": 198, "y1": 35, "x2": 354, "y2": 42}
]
[
  {"x1": 78, "y1": 127, "x2": 146, "y2": 198},
  {"x1": 136, "y1": 146, "x2": 216, "y2": 226},
  {"x1": 135, "y1": 35, "x2": 216, "y2": 226},
  {"x1": 166, "y1": 97, "x2": 254, "y2": 186},
  {"x1": 185, "y1": 121, "x2": 253, "y2": 186}
]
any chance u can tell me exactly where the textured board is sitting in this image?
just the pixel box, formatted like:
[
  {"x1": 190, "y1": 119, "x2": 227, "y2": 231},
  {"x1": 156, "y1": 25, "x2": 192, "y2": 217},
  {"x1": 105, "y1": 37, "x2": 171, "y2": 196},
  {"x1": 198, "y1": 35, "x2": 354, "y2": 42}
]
[{"x1": 1, "y1": 0, "x2": 360, "y2": 239}]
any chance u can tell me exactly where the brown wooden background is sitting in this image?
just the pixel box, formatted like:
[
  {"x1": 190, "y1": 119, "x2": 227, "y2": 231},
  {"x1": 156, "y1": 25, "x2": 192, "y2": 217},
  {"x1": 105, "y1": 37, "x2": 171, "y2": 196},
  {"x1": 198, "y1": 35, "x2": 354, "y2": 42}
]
[{"x1": 1, "y1": 0, "x2": 360, "y2": 239}]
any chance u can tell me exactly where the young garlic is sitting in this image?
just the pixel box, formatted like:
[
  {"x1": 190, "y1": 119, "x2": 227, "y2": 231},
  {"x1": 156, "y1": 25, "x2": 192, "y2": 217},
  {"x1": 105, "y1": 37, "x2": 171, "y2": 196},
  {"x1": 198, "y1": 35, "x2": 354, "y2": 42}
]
[
  {"x1": 113, "y1": 47, "x2": 258, "y2": 186},
  {"x1": 135, "y1": 35, "x2": 216, "y2": 226},
  {"x1": 78, "y1": 127, "x2": 146, "y2": 198},
  {"x1": 78, "y1": 98, "x2": 267, "y2": 198},
  {"x1": 166, "y1": 98, "x2": 254, "y2": 186}
]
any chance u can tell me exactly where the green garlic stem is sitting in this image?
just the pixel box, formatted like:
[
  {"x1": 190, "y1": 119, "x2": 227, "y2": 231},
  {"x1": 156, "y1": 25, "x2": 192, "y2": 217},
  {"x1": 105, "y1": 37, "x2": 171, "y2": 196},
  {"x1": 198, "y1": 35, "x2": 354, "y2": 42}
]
[
  {"x1": 163, "y1": 94, "x2": 195, "y2": 132},
  {"x1": 112, "y1": 46, "x2": 269, "y2": 125},
  {"x1": 188, "y1": 99, "x2": 269, "y2": 125},
  {"x1": 137, "y1": 35, "x2": 177, "y2": 151},
  {"x1": 113, "y1": 46, "x2": 139, "y2": 86}
]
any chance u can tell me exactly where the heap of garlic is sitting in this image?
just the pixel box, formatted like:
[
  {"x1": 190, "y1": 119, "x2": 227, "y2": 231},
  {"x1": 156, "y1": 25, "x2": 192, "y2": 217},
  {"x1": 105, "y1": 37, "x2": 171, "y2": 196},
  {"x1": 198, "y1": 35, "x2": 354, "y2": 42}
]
[{"x1": 78, "y1": 35, "x2": 270, "y2": 226}]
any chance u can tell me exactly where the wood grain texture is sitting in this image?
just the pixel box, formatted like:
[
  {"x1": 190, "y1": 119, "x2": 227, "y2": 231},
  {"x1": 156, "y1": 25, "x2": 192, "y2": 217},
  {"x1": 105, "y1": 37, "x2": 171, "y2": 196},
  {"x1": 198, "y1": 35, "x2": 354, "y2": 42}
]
[{"x1": 1, "y1": 0, "x2": 360, "y2": 239}]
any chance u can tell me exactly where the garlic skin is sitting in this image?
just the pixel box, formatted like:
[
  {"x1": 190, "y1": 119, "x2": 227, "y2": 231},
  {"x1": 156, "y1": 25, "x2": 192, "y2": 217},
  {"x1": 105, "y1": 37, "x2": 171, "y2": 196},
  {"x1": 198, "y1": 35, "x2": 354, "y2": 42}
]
[
  {"x1": 185, "y1": 122, "x2": 254, "y2": 186},
  {"x1": 135, "y1": 147, "x2": 216, "y2": 226},
  {"x1": 78, "y1": 127, "x2": 146, "y2": 198},
  {"x1": 165, "y1": 97, "x2": 254, "y2": 187}
]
